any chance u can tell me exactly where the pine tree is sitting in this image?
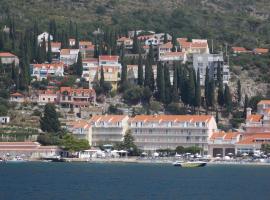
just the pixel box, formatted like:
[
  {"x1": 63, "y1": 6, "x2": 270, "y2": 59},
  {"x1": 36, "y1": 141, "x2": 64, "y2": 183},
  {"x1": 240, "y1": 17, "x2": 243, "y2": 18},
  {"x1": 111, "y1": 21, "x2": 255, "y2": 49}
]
[
  {"x1": 224, "y1": 84, "x2": 232, "y2": 113},
  {"x1": 40, "y1": 103, "x2": 61, "y2": 133},
  {"x1": 76, "y1": 52, "x2": 83, "y2": 76},
  {"x1": 132, "y1": 30, "x2": 139, "y2": 54},
  {"x1": 237, "y1": 79, "x2": 242, "y2": 104},
  {"x1": 194, "y1": 68, "x2": 201, "y2": 107},
  {"x1": 47, "y1": 33, "x2": 52, "y2": 63},
  {"x1": 164, "y1": 65, "x2": 172, "y2": 104},
  {"x1": 137, "y1": 50, "x2": 144, "y2": 86}
]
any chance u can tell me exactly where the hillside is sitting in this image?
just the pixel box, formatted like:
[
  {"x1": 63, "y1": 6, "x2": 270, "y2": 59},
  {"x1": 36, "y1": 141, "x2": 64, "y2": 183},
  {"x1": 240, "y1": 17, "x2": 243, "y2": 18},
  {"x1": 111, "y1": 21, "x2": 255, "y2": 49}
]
[{"x1": 0, "y1": 0, "x2": 270, "y2": 47}]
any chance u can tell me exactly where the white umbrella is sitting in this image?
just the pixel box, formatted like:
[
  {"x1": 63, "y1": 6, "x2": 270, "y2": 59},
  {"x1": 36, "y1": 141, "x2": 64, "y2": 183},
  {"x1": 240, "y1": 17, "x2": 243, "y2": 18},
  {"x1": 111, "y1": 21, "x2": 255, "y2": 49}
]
[{"x1": 242, "y1": 153, "x2": 248, "y2": 156}]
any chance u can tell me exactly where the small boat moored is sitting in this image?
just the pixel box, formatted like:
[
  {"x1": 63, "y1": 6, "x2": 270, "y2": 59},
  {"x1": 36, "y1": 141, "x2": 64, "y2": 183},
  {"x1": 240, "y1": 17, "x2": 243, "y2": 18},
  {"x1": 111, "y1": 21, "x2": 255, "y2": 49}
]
[{"x1": 179, "y1": 161, "x2": 207, "y2": 168}]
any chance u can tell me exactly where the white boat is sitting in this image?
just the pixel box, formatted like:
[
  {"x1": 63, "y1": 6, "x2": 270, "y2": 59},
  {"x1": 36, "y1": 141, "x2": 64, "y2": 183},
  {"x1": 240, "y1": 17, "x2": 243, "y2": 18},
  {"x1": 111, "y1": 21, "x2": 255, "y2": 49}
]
[
  {"x1": 172, "y1": 161, "x2": 184, "y2": 166},
  {"x1": 6, "y1": 156, "x2": 27, "y2": 163},
  {"x1": 179, "y1": 161, "x2": 207, "y2": 168}
]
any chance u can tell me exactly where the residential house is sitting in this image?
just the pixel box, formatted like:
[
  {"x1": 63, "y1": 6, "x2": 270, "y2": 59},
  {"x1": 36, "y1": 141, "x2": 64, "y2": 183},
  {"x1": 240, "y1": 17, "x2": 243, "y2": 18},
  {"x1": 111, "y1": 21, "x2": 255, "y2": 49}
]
[
  {"x1": 129, "y1": 115, "x2": 218, "y2": 153},
  {"x1": 193, "y1": 53, "x2": 230, "y2": 86},
  {"x1": 66, "y1": 120, "x2": 91, "y2": 142},
  {"x1": 208, "y1": 131, "x2": 241, "y2": 157},
  {"x1": 10, "y1": 92, "x2": 25, "y2": 103},
  {"x1": 117, "y1": 37, "x2": 133, "y2": 49},
  {"x1": 38, "y1": 32, "x2": 53, "y2": 44},
  {"x1": 245, "y1": 101, "x2": 270, "y2": 133},
  {"x1": 38, "y1": 89, "x2": 60, "y2": 105},
  {"x1": 69, "y1": 38, "x2": 76, "y2": 47},
  {"x1": 89, "y1": 115, "x2": 129, "y2": 146},
  {"x1": 235, "y1": 133, "x2": 270, "y2": 154},
  {"x1": 159, "y1": 52, "x2": 187, "y2": 64},
  {"x1": 0, "y1": 52, "x2": 19, "y2": 66},
  {"x1": 59, "y1": 87, "x2": 96, "y2": 115},
  {"x1": 178, "y1": 38, "x2": 209, "y2": 55},
  {"x1": 79, "y1": 41, "x2": 95, "y2": 58},
  {"x1": 158, "y1": 42, "x2": 173, "y2": 59},
  {"x1": 253, "y1": 48, "x2": 269, "y2": 55},
  {"x1": 0, "y1": 116, "x2": 10, "y2": 124},
  {"x1": 60, "y1": 49, "x2": 79, "y2": 65},
  {"x1": 0, "y1": 142, "x2": 61, "y2": 158},
  {"x1": 82, "y1": 58, "x2": 99, "y2": 82},
  {"x1": 232, "y1": 47, "x2": 250, "y2": 54},
  {"x1": 30, "y1": 62, "x2": 64, "y2": 80}
]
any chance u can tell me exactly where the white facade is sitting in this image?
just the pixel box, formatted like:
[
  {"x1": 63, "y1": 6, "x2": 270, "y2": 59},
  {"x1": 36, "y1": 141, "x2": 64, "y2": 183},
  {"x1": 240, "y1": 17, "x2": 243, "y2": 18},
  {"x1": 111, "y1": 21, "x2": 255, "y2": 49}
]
[
  {"x1": 89, "y1": 115, "x2": 129, "y2": 146},
  {"x1": 129, "y1": 115, "x2": 218, "y2": 153},
  {"x1": 0, "y1": 116, "x2": 10, "y2": 124},
  {"x1": 31, "y1": 63, "x2": 64, "y2": 80},
  {"x1": 193, "y1": 53, "x2": 230, "y2": 86},
  {"x1": 60, "y1": 49, "x2": 79, "y2": 65},
  {"x1": 38, "y1": 32, "x2": 53, "y2": 44}
]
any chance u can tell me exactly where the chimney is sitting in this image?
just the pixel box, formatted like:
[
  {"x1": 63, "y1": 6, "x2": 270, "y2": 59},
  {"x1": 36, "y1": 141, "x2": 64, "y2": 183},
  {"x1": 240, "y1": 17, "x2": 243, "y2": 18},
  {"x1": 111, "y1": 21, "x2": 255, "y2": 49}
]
[{"x1": 246, "y1": 107, "x2": 252, "y2": 119}]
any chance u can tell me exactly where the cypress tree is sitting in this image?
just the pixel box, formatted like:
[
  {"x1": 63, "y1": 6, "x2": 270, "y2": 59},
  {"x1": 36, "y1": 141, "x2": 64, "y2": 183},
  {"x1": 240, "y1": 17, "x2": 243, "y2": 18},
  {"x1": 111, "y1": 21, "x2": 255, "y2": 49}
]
[
  {"x1": 205, "y1": 67, "x2": 209, "y2": 107},
  {"x1": 156, "y1": 63, "x2": 165, "y2": 102},
  {"x1": 94, "y1": 39, "x2": 99, "y2": 58},
  {"x1": 75, "y1": 23, "x2": 79, "y2": 49},
  {"x1": 148, "y1": 44, "x2": 154, "y2": 65},
  {"x1": 132, "y1": 30, "x2": 139, "y2": 54},
  {"x1": 171, "y1": 33, "x2": 178, "y2": 52},
  {"x1": 100, "y1": 65, "x2": 105, "y2": 87},
  {"x1": 163, "y1": 33, "x2": 168, "y2": 44},
  {"x1": 243, "y1": 95, "x2": 249, "y2": 118},
  {"x1": 188, "y1": 68, "x2": 196, "y2": 106},
  {"x1": 172, "y1": 63, "x2": 178, "y2": 102},
  {"x1": 47, "y1": 33, "x2": 52, "y2": 63},
  {"x1": 76, "y1": 52, "x2": 83, "y2": 76},
  {"x1": 207, "y1": 81, "x2": 215, "y2": 107},
  {"x1": 69, "y1": 20, "x2": 74, "y2": 38},
  {"x1": 237, "y1": 79, "x2": 242, "y2": 104},
  {"x1": 224, "y1": 84, "x2": 232, "y2": 112},
  {"x1": 194, "y1": 68, "x2": 201, "y2": 107},
  {"x1": 41, "y1": 37, "x2": 47, "y2": 63},
  {"x1": 40, "y1": 103, "x2": 61, "y2": 133},
  {"x1": 120, "y1": 60, "x2": 127, "y2": 86},
  {"x1": 217, "y1": 82, "x2": 224, "y2": 107},
  {"x1": 164, "y1": 65, "x2": 172, "y2": 104},
  {"x1": 144, "y1": 59, "x2": 155, "y2": 91},
  {"x1": 137, "y1": 50, "x2": 144, "y2": 86}
]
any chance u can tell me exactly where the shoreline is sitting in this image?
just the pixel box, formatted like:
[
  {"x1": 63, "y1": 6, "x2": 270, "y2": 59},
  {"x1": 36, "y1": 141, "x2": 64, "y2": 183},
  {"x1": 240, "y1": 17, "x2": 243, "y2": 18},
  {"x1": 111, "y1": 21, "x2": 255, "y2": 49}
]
[{"x1": 24, "y1": 157, "x2": 270, "y2": 166}]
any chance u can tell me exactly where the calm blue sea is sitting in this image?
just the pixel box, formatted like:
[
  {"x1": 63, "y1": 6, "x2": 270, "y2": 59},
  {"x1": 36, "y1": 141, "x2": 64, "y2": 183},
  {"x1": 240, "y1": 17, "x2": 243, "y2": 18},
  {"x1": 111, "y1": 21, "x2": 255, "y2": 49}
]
[{"x1": 0, "y1": 162, "x2": 270, "y2": 200}]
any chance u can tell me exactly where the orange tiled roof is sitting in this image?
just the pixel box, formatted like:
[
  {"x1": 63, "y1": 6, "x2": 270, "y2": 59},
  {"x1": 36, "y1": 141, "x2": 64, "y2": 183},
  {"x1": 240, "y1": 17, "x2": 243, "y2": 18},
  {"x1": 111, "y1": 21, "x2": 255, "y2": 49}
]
[
  {"x1": 90, "y1": 115, "x2": 128, "y2": 123},
  {"x1": 51, "y1": 42, "x2": 61, "y2": 47},
  {"x1": 79, "y1": 41, "x2": 92, "y2": 46},
  {"x1": 10, "y1": 92, "x2": 24, "y2": 97},
  {"x1": 129, "y1": 115, "x2": 213, "y2": 123},
  {"x1": 254, "y1": 48, "x2": 269, "y2": 54},
  {"x1": 258, "y1": 100, "x2": 270, "y2": 105},
  {"x1": 117, "y1": 37, "x2": 132, "y2": 42},
  {"x1": 237, "y1": 133, "x2": 270, "y2": 145},
  {"x1": 159, "y1": 42, "x2": 173, "y2": 49},
  {"x1": 0, "y1": 52, "x2": 17, "y2": 57},
  {"x1": 162, "y1": 52, "x2": 185, "y2": 57},
  {"x1": 99, "y1": 55, "x2": 119, "y2": 61},
  {"x1": 69, "y1": 120, "x2": 90, "y2": 129},
  {"x1": 246, "y1": 114, "x2": 263, "y2": 122},
  {"x1": 210, "y1": 131, "x2": 226, "y2": 140},
  {"x1": 33, "y1": 62, "x2": 64, "y2": 69},
  {"x1": 232, "y1": 47, "x2": 248, "y2": 52}
]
